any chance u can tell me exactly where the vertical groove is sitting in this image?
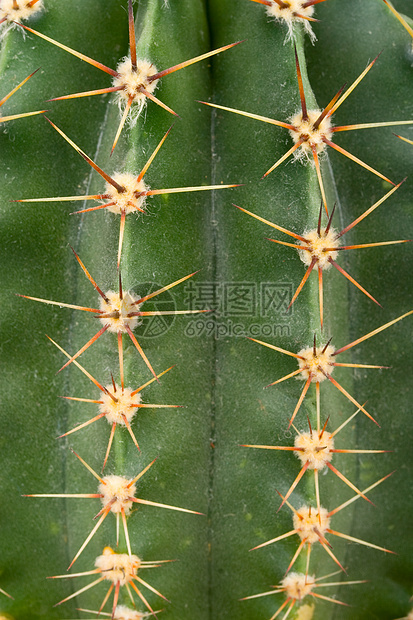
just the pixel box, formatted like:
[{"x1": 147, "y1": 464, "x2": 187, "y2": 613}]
[
  {"x1": 208, "y1": 106, "x2": 218, "y2": 620},
  {"x1": 205, "y1": 2, "x2": 217, "y2": 617}
]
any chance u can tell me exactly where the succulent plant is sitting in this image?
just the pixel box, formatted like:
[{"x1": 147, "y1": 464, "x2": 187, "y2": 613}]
[{"x1": 0, "y1": 1, "x2": 412, "y2": 619}]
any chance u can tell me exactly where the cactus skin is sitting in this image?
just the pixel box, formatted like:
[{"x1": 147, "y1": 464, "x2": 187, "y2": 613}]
[{"x1": 0, "y1": 0, "x2": 412, "y2": 619}]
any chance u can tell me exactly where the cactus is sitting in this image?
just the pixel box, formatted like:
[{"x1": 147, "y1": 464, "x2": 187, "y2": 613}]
[{"x1": 0, "y1": 1, "x2": 412, "y2": 619}]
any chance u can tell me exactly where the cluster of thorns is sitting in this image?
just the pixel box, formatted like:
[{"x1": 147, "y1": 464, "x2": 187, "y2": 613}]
[{"x1": 1, "y1": 0, "x2": 413, "y2": 618}]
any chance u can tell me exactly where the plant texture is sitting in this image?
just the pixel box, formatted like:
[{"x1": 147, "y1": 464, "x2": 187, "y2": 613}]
[{"x1": 0, "y1": 1, "x2": 412, "y2": 619}]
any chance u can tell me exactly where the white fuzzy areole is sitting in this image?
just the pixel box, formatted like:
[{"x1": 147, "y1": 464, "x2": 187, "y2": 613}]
[
  {"x1": 99, "y1": 290, "x2": 141, "y2": 333},
  {"x1": 113, "y1": 58, "x2": 158, "y2": 104},
  {"x1": 281, "y1": 572, "x2": 316, "y2": 600},
  {"x1": 99, "y1": 384, "x2": 142, "y2": 425},
  {"x1": 294, "y1": 430, "x2": 334, "y2": 470},
  {"x1": 266, "y1": 0, "x2": 314, "y2": 21},
  {"x1": 95, "y1": 547, "x2": 141, "y2": 586},
  {"x1": 289, "y1": 109, "x2": 333, "y2": 159},
  {"x1": 296, "y1": 344, "x2": 335, "y2": 383},
  {"x1": 293, "y1": 505, "x2": 330, "y2": 543},
  {"x1": 265, "y1": 0, "x2": 316, "y2": 42},
  {"x1": 298, "y1": 227, "x2": 339, "y2": 269},
  {"x1": 114, "y1": 606, "x2": 147, "y2": 620},
  {"x1": 0, "y1": 0, "x2": 43, "y2": 22},
  {"x1": 98, "y1": 475, "x2": 136, "y2": 514},
  {"x1": 105, "y1": 173, "x2": 149, "y2": 215}
]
